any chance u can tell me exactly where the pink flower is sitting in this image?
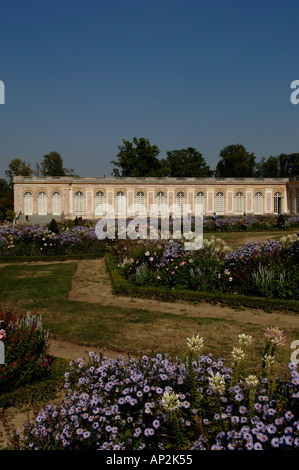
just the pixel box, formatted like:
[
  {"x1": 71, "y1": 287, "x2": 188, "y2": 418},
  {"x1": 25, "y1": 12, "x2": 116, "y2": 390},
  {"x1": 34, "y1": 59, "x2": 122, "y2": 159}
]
[
  {"x1": 0, "y1": 329, "x2": 6, "y2": 339},
  {"x1": 265, "y1": 326, "x2": 286, "y2": 347}
]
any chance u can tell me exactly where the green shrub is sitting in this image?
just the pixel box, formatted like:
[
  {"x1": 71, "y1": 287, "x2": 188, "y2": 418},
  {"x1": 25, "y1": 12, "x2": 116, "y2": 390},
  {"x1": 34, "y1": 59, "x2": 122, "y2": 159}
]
[
  {"x1": 47, "y1": 218, "x2": 60, "y2": 234},
  {"x1": 0, "y1": 306, "x2": 52, "y2": 394}
]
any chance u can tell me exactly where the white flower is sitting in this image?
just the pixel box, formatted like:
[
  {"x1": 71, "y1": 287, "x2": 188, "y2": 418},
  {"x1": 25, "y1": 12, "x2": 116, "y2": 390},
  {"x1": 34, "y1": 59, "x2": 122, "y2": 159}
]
[
  {"x1": 263, "y1": 353, "x2": 275, "y2": 368},
  {"x1": 208, "y1": 371, "x2": 226, "y2": 394},
  {"x1": 245, "y1": 375, "x2": 259, "y2": 388},
  {"x1": 238, "y1": 334, "x2": 252, "y2": 347},
  {"x1": 232, "y1": 347, "x2": 245, "y2": 362},
  {"x1": 186, "y1": 335, "x2": 204, "y2": 353},
  {"x1": 161, "y1": 391, "x2": 180, "y2": 413}
]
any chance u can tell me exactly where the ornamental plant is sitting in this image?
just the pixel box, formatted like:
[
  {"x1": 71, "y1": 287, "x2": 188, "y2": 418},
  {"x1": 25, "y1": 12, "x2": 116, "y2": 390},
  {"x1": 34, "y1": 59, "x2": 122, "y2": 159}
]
[
  {"x1": 0, "y1": 306, "x2": 51, "y2": 394},
  {"x1": 15, "y1": 327, "x2": 298, "y2": 451},
  {"x1": 113, "y1": 234, "x2": 298, "y2": 299}
]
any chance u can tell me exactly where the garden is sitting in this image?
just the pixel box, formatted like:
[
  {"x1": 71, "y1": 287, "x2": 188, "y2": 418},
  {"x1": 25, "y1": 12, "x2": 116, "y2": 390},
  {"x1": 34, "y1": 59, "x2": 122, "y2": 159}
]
[
  {"x1": 0, "y1": 214, "x2": 298, "y2": 451},
  {"x1": 1, "y1": 310, "x2": 298, "y2": 451},
  {"x1": 111, "y1": 233, "x2": 299, "y2": 301}
]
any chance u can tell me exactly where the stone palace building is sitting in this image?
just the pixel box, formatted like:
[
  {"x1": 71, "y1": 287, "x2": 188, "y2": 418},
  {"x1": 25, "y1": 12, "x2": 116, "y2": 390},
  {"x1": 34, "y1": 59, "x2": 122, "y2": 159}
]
[{"x1": 13, "y1": 175, "x2": 299, "y2": 221}]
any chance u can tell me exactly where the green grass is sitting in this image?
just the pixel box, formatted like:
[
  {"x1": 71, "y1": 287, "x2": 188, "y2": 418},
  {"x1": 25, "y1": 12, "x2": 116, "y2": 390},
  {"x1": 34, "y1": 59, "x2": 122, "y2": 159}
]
[
  {"x1": 204, "y1": 227, "x2": 299, "y2": 249},
  {"x1": 0, "y1": 261, "x2": 298, "y2": 377}
]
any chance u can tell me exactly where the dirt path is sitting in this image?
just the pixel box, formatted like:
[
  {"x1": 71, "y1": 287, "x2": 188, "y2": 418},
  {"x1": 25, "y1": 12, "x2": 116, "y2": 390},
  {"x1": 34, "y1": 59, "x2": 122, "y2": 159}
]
[{"x1": 67, "y1": 258, "x2": 298, "y2": 328}]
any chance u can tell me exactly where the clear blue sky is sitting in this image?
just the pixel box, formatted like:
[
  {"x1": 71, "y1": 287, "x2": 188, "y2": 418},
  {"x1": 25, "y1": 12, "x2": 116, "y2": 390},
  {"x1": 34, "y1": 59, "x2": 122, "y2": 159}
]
[{"x1": 0, "y1": 0, "x2": 298, "y2": 178}]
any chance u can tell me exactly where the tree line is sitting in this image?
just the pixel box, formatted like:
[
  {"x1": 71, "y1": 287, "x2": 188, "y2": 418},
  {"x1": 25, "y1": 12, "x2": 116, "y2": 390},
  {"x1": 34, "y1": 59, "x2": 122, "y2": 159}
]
[
  {"x1": 0, "y1": 142, "x2": 298, "y2": 221},
  {"x1": 0, "y1": 151, "x2": 74, "y2": 220},
  {"x1": 111, "y1": 138, "x2": 298, "y2": 178}
]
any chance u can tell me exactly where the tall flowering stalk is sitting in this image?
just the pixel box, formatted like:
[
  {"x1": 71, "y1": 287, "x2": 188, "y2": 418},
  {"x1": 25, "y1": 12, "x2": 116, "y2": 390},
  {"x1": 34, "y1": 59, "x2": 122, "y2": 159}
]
[
  {"x1": 161, "y1": 391, "x2": 185, "y2": 448},
  {"x1": 245, "y1": 374, "x2": 259, "y2": 419},
  {"x1": 186, "y1": 335, "x2": 204, "y2": 410},
  {"x1": 208, "y1": 371, "x2": 226, "y2": 415},
  {"x1": 231, "y1": 347, "x2": 246, "y2": 385},
  {"x1": 261, "y1": 326, "x2": 286, "y2": 396}
]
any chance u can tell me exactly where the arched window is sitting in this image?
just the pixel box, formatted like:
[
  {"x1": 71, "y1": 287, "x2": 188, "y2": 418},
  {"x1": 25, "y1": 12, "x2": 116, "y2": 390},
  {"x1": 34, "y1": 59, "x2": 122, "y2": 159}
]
[
  {"x1": 95, "y1": 191, "x2": 105, "y2": 216},
  {"x1": 38, "y1": 192, "x2": 47, "y2": 215},
  {"x1": 52, "y1": 192, "x2": 61, "y2": 215},
  {"x1": 274, "y1": 192, "x2": 282, "y2": 214},
  {"x1": 156, "y1": 191, "x2": 166, "y2": 214},
  {"x1": 136, "y1": 191, "x2": 146, "y2": 215},
  {"x1": 195, "y1": 192, "x2": 205, "y2": 215},
  {"x1": 116, "y1": 191, "x2": 126, "y2": 216},
  {"x1": 176, "y1": 191, "x2": 185, "y2": 215},
  {"x1": 24, "y1": 192, "x2": 33, "y2": 215},
  {"x1": 215, "y1": 192, "x2": 224, "y2": 215},
  {"x1": 254, "y1": 192, "x2": 263, "y2": 215},
  {"x1": 75, "y1": 191, "x2": 84, "y2": 215},
  {"x1": 235, "y1": 192, "x2": 244, "y2": 215}
]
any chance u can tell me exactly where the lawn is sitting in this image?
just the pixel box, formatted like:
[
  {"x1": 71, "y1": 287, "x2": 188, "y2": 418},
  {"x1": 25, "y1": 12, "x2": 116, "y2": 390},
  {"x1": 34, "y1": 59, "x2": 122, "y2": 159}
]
[
  {"x1": 0, "y1": 254, "x2": 298, "y2": 377},
  {"x1": 204, "y1": 227, "x2": 299, "y2": 249}
]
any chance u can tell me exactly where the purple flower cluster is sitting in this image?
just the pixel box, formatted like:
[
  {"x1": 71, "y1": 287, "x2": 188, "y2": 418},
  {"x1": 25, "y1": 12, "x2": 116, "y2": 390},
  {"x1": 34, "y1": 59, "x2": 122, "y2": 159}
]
[
  {"x1": 18, "y1": 350, "x2": 298, "y2": 451},
  {"x1": 224, "y1": 239, "x2": 283, "y2": 268},
  {"x1": 0, "y1": 224, "x2": 104, "y2": 256}
]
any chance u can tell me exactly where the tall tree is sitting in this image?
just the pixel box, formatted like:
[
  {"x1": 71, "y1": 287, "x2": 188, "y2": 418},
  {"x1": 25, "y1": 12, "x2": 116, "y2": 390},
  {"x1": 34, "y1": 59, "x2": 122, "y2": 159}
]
[
  {"x1": 0, "y1": 178, "x2": 14, "y2": 218},
  {"x1": 215, "y1": 144, "x2": 256, "y2": 177},
  {"x1": 40, "y1": 151, "x2": 73, "y2": 176},
  {"x1": 5, "y1": 158, "x2": 33, "y2": 186},
  {"x1": 255, "y1": 155, "x2": 280, "y2": 177},
  {"x1": 165, "y1": 147, "x2": 212, "y2": 177},
  {"x1": 278, "y1": 153, "x2": 299, "y2": 177},
  {"x1": 111, "y1": 137, "x2": 166, "y2": 177}
]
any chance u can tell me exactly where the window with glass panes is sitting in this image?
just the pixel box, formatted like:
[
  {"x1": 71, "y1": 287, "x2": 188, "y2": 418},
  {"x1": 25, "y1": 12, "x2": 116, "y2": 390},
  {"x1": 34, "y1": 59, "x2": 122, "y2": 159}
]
[
  {"x1": 215, "y1": 192, "x2": 224, "y2": 214},
  {"x1": 75, "y1": 191, "x2": 84, "y2": 215},
  {"x1": 235, "y1": 192, "x2": 244, "y2": 215},
  {"x1": 38, "y1": 192, "x2": 47, "y2": 215},
  {"x1": 116, "y1": 191, "x2": 126, "y2": 215},
  {"x1": 156, "y1": 191, "x2": 166, "y2": 214},
  {"x1": 136, "y1": 191, "x2": 146, "y2": 214},
  {"x1": 24, "y1": 192, "x2": 33, "y2": 215},
  {"x1": 176, "y1": 191, "x2": 185, "y2": 215},
  {"x1": 195, "y1": 192, "x2": 205, "y2": 215},
  {"x1": 52, "y1": 192, "x2": 61, "y2": 215},
  {"x1": 95, "y1": 191, "x2": 105, "y2": 216},
  {"x1": 254, "y1": 192, "x2": 263, "y2": 214}
]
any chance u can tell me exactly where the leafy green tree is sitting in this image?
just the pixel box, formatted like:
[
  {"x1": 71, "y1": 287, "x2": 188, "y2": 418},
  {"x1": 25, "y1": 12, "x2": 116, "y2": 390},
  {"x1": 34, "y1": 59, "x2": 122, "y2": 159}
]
[
  {"x1": 5, "y1": 209, "x2": 15, "y2": 221},
  {"x1": 0, "y1": 178, "x2": 14, "y2": 216},
  {"x1": 111, "y1": 137, "x2": 166, "y2": 177},
  {"x1": 215, "y1": 144, "x2": 256, "y2": 177},
  {"x1": 255, "y1": 155, "x2": 281, "y2": 177},
  {"x1": 5, "y1": 158, "x2": 33, "y2": 185},
  {"x1": 278, "y1": 153, "x2": 299, "y2": 177},
  {"x1": 255, "y1": 153, "x2": 299, "y2": 177},
  {"x1": 165, "y1": 147, "x2": 212, "y2": 177},
  {"x1": 40, "y1": 151, "x2": 73, "y2": 177}
]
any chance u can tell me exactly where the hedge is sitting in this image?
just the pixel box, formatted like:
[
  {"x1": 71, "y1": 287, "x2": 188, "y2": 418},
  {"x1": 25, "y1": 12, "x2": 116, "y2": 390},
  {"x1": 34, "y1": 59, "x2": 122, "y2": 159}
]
[{"x1": 105, "y1": 253, "x2": 299, "y2": 314}]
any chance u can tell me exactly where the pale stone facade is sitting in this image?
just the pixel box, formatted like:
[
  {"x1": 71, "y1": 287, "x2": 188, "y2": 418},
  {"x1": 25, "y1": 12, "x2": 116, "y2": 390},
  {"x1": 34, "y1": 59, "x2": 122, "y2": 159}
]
[{"x1": 13, "y1": 176, "x2": 299, "y2": 219}]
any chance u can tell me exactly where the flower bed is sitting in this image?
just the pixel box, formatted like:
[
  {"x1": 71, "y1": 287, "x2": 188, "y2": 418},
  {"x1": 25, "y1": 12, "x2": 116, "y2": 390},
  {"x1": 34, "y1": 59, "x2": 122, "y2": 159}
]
[
  {"x1": 0, "y1": 222, "x2": 105, "y2": 258},
  {"x1": 0, "y1": 306, "x2": 52, "y2": 394},
  {"x1": 15, "y1": 328, "x2": 299, "y2": 450},
  {"x1": 110, "y1": 234, "x2": 299, "y2": 301},
  {"x1": 203, "y1": 214, "x2": 299, "y2": 232}
]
